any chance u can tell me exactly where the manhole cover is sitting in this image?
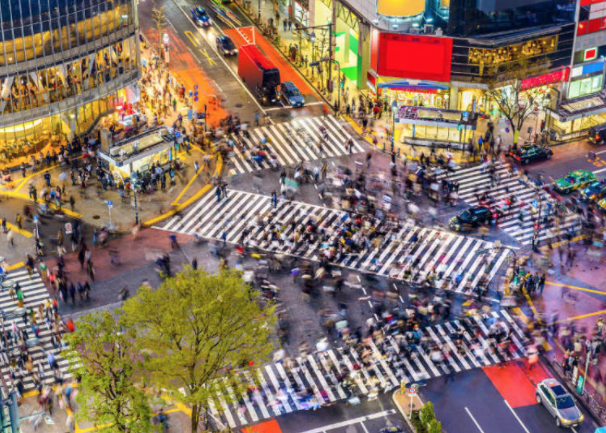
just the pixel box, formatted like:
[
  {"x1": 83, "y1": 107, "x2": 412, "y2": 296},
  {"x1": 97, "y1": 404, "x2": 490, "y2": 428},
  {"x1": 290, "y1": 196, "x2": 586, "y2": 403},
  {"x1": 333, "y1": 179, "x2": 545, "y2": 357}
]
[
  {"x1": 235, "y1": 103, "x2": 243, "y2": 108},
  {"x1": 92, "y1": 215, "x2": 100, "y2": 220}
]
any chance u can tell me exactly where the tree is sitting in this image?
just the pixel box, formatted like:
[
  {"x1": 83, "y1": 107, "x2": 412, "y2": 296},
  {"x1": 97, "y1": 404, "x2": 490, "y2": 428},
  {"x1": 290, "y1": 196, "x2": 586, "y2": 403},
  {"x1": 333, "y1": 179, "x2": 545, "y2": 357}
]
[
  {"x1": 485, "y1": 58, "x2": 551, "y2": 145},
  {"x1": 151, "y1": 6, "x2": 167, "y2": 54},
  {"x1": 420, "y1": 401, "x2": 436, "y2": 425},
  {"x1": 122, "y1": 267, "x2": 277, "y2": 433},
  {"x1": 428, "y1": 419, "x2": 442, "y2": 433},
  {"x1": 63, "y1": 311, "x2": 153, "y2": 433}
]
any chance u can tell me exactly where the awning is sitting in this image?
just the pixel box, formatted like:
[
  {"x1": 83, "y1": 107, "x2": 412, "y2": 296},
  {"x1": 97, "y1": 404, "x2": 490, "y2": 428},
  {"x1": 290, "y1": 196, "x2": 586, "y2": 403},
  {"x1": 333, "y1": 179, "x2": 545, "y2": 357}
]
[{"x1": 378, "y1": 80, "x2": 449, "y2": 92}]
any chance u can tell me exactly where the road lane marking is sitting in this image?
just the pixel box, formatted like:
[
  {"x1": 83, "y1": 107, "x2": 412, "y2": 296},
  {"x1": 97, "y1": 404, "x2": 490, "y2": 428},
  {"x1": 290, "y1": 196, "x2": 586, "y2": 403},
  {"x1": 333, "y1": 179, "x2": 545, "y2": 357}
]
[
  {"x1": 593, "y1": 167, "x2": 606, "y2": 174},
  {"x1": 556, "y1": 308, "x2": 606, "y2": 323},
  {"x1": 504, "y1": 400, "x2": 531, "y2": 433},
  {"x1": 199, "y1": 48, "x2": 217, "y2": 65},
  {"x1": 465, "y1": 407, "x2": 486, "y2": 433},
  {"x1": 546, "y1": 281, "x2": 606, "y2": 296},
  {"x1": 170, "y1": 0, "x2": 266, "y2": 114},
  {"x1": 296, "y1": 409, "x2": 396, "y2": 433}
]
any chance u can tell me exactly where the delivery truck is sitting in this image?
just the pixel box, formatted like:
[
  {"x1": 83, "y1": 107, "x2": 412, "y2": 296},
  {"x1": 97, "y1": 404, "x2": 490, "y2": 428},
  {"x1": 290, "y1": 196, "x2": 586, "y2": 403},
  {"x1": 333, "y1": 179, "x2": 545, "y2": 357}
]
[{"x1": 238, "y1": 44, "x2": 280, "y2": 105}]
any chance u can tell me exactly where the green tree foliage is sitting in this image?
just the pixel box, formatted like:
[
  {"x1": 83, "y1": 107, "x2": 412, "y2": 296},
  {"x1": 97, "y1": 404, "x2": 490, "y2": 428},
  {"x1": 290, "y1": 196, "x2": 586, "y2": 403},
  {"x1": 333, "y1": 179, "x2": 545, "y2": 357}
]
[
  {"x1": 428, "y1": 419, "x2": 442, "y2": 433},
  {"x1": 63, "y1": 311, "x2": 153, "y2": 433},
  {"x1": 122, "y1": 267, "x2": 277, "y2": 433},
  {"x1": 420, "y1": 400, "x2": 436, "y2": 425}
]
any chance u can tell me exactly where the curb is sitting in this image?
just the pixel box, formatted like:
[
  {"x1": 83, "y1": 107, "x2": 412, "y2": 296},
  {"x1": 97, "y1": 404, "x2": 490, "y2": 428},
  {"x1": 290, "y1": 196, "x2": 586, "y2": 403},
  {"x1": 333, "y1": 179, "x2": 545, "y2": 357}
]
[
  {"x1": 0, "y1": 190, "x2": 83, "y2": 219},
  {"x1": 141, "y1": 154, "x2": 223, "y2": 227}
]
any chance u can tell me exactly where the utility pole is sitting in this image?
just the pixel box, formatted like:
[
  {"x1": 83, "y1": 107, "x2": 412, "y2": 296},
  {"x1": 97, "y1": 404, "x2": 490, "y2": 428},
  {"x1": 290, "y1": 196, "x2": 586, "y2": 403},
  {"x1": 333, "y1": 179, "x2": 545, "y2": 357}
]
[
  {"x1": 133, "y1": 189, "x2": 139, "y2": 225},
  {"x1": 329, "y1": 0, "x2": 337, "y2": 103}
]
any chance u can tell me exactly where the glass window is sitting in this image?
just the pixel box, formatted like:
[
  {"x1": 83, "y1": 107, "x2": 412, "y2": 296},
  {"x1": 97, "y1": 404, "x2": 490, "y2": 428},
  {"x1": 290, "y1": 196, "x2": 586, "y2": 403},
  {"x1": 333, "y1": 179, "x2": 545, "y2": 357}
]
[
  {"x1": 592, "y1": 75, "x2": 603, "y2": 92},
  {"x1": 568, "y1": 80, "x2": 581, "y2": 99}
]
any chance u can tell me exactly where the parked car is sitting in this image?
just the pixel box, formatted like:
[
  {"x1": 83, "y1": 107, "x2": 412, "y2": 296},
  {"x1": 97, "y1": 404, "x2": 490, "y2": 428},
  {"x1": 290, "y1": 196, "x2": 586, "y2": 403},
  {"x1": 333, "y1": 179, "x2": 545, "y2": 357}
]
[
  {"x1": 553, "y1": 170, "x2": 596, "y2": 194},
  {"x1": 449, "y1": 205, "x2": 502, "y2": 231},
  {"x1": 216, "y1": 35, "x2": 237, "y2": 55},
  {"x1": 280, "y1": 81, "x2": 305, "y2": 107},
  {"x1": 581, "y1": 180, "x2": 606, "y2": 201},
  {"x1": 536, "y1": 378, "x2": 584, "y2": 428},
  {"x1": 508, "y1": 144, "x2": 553, "y2": 164},
  {"x1": 191, "y1": 6, "x2": 211, "y2": 27}
]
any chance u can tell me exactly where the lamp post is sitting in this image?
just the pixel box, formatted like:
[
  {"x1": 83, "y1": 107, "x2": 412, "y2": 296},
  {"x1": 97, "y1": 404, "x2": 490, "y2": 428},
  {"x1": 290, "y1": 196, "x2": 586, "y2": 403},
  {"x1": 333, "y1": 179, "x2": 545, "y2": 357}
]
[
  {"x1": 163, "y1": 33, "x2": 170, "y2": 66},
  {"x1": 133, "y1": 189, "x2": 139, "y2": 225},
  {"x1": 310, "y1": 31, "x2": 316, "y2": 78}
]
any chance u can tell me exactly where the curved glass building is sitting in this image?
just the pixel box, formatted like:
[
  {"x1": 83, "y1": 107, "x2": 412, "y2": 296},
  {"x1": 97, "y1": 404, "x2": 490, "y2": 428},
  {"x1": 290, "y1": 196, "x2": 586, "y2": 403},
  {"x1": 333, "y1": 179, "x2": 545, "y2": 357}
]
[{"x1": 0, "y1": 0, "x2": 140, "y2": 163}]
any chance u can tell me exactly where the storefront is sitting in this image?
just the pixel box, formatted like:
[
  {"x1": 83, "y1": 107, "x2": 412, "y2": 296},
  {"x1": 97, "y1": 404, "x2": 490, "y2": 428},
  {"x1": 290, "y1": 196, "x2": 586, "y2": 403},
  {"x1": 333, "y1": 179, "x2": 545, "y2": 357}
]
[
  {"x1": 546, "y1": 93, "x2": 606, "y2": 140},
  {"x1": 98, "y1": 127, "x2": 175, "y2": 179},
  {"x1": 374, "y1": 79, "x2": 450, "y2": 108},
  {"x1": 395, "y1": 106, "x2": 476, "y2": 149},
  {"x1": 0, "y1": 90, "x2": 127, "y2": 165}
]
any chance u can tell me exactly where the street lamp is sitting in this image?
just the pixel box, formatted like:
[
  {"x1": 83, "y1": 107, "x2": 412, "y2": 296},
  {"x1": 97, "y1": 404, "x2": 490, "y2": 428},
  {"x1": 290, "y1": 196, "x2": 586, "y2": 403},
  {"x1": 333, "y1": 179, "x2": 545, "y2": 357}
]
[{"x1": 163, "y1": 33, "x2": 170, "y2": 66}]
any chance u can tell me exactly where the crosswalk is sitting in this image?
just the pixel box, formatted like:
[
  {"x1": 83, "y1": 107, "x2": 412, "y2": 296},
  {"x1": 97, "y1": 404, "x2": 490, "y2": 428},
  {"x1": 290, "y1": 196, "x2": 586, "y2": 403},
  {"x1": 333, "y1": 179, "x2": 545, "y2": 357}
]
[
  {"x1": 205, "y1": 310, "x2": 527, "y2": 429},
  {"x1": 0, "y1": 270, "x2": 70, "y2": 390},
  {"x1": 160, "y1": 190, "x2": 511, "y2": 295},
  {"x1": 442, "y1": 163, "x2": 581, "y2": 245},
  {"x1": 227, "y1": 115, "x2": 366, "y2": 174}
]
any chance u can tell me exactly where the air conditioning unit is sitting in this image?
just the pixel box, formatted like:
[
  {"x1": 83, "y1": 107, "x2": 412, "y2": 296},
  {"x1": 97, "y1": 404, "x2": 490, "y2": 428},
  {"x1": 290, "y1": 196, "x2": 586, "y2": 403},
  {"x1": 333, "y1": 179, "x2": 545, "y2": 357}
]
[{"x1": 424, "y1": 24, "x2": 434, "y2": 34}]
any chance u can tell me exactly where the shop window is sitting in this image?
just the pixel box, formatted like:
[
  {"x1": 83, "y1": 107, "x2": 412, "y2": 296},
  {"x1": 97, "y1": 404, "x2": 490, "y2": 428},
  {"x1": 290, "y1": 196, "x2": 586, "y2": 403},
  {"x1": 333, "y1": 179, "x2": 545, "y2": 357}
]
[
  {"x1": 468, "y1": 35, "x2": 557, "y2": 66},
  {"x1": 569, "y1": 80, "x2": 581, "y2": 98},
  {"x1": 592, "y1": 74, "x2": 603, "y2": 92}
]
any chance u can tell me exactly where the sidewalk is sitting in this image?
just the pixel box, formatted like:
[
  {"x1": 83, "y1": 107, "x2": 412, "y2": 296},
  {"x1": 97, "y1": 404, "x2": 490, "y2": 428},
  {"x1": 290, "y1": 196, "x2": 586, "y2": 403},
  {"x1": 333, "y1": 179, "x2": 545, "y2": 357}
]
[
  {"x1": 514, "y1": 238, "x2": 606, "y2": 421},
  {"x1": 0, "y1": 47, "x2": 220, "y2": 233}
]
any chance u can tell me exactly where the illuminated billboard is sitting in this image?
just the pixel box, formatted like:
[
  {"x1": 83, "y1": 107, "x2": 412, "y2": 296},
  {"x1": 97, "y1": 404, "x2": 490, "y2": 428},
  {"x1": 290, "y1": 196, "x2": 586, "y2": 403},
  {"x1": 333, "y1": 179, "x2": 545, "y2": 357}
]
[
  {"x1": 377, "y1": 33, "x2": 453, "y2": 82},
  {"x1": 377, "y1": 0, "x2": 425, "y2": 17}
]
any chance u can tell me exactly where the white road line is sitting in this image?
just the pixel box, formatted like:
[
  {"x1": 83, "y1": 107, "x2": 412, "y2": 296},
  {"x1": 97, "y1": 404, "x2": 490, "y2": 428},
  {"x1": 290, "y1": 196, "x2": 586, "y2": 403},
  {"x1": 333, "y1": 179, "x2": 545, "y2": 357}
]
[
  {"x1": 504, "y1": 400, "x2": 531, "y2": 433},
  {"x1": 465, "y1": 407, "x2": 486, "y2": 433}
]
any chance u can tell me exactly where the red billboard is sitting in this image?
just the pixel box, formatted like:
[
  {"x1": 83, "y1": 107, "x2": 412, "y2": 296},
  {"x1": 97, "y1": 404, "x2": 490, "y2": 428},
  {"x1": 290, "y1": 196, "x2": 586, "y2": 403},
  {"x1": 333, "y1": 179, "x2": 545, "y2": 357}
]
[
  {"x1": 377, "y1": 33, "x2": 453, "y2": 82},
  {"x1": 520, "y1": 68, "x2": 569, "y2": 91}
]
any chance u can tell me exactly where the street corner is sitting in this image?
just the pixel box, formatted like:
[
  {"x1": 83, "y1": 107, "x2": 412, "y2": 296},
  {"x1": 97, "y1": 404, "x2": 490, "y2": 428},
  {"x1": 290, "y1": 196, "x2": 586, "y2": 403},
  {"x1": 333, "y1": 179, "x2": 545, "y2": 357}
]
[{"x1": 537, "y1": 277, "x2": 606, "y2": 328}]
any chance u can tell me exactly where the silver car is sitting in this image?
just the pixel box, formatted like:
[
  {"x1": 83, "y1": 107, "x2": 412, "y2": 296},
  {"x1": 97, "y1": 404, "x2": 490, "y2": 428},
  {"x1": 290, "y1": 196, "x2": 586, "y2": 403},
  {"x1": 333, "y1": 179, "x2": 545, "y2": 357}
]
[{"x1": 536, "y1": 378, "x2": 584, "y2": 428}]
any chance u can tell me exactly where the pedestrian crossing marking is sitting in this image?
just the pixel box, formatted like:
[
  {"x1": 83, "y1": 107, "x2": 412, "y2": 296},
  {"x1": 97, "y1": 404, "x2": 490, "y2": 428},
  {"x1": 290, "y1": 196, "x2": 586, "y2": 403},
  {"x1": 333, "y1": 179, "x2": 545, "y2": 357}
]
[
  {"x1": 228, "y1": 116, "x2": 365, "y2": 174},
  {"x1": 160, "y1": 190, "x2": 511, "y2": 296},
  {"x1": 440, "y1": 163, "x2": 580, "y2": 245},
  {"x1": 197, "y1": 311, "x2": 526, "y2": 428},
  {"x1": 0, "y1": 270, "x2": 71, "y2": 391}
]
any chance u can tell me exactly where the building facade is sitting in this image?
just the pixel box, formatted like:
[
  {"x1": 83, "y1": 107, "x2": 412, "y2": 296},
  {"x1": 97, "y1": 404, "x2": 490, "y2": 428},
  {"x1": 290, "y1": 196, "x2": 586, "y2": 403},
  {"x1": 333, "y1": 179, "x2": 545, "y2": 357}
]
[
  {"x1": 0, "y1": 0, "x2": 140, "y2": 164},
  {"x1": 296, "y1": 0, "x2": 577, "y2": 113}
]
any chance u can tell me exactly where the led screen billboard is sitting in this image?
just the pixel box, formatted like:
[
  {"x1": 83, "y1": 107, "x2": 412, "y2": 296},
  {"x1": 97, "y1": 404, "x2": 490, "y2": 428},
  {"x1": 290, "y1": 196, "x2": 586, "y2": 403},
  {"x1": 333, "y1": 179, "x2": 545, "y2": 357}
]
[{"x1": 377, "y1": 33, "x2": 453, "y2": 82}]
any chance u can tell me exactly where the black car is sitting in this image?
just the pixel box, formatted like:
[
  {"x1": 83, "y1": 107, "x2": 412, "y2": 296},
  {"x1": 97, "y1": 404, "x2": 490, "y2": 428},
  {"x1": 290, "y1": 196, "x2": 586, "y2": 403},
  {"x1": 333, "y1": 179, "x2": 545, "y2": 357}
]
[
  {"x1": 508, "y1": 145, "x2": 553, "y2": 164},
  {"x1": 216, "y1": 35, "x2": 237, "y2": 56},
  {"x1": 449, "y1": 205, "x2": 501, "y2": 231}
]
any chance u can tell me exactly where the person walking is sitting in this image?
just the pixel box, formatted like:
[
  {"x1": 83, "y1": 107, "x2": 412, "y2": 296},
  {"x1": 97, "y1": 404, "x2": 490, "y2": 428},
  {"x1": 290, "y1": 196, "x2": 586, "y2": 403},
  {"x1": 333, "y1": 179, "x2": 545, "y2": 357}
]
[
  {"x1": 271, "y1": 191, "x2": 278, "y2": 208},
  {"x1": 15, "y1": 214, "x2": 22, "y2": 230},
  {"x1": 216, "y1": 185, "x2": 222, "y2": 202}
]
